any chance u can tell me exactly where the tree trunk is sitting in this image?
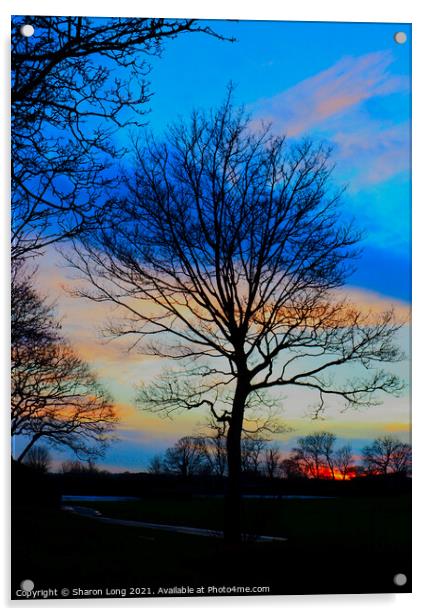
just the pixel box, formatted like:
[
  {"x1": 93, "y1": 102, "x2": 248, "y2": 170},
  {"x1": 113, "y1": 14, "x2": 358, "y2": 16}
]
[
  {"x1": 17, "y1": 433, "x2": 42, "y2": 462},
  {"x1": 224, "y1": 379, "x2": 248, "y2": 544}
]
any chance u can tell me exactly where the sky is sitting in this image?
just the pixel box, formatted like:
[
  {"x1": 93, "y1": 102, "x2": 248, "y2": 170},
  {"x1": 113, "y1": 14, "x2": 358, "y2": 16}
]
[{"x1": 13, "y1": 19, "x2": 412, "y2": 471}]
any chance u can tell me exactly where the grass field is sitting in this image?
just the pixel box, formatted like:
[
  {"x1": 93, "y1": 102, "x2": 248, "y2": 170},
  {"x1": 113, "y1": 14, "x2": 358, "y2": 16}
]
[
  {"x1": 71, "y1": 494, "x2": 410, "y2": 552},
  {"x1": 12, "y1": 493, "x2": 411, "y2": 598}
]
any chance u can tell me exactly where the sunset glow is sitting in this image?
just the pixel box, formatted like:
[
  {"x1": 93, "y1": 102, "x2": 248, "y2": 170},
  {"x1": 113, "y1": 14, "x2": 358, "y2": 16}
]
[{"x1": 14, "y1": 19, "x2": 411, "y2": 470}]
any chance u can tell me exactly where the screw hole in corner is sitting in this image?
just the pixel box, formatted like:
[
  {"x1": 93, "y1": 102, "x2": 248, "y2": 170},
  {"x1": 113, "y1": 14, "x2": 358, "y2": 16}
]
[
  {"x1": 20, "y1": 24, "x2": 35, "y2": 38},
  {"x1": 20, "y1": 579, "x2": 35, "y2": 592},
  {"x1": 394, "y1": 31, "x2": 407, "y2": 45},
  {"x1": 393, "y1": 573, "x2": 407, "y2": 587}
]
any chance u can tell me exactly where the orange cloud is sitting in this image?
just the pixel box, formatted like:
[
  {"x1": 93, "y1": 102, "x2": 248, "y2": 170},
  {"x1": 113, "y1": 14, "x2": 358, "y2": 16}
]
[
  {"x1": 116, "y1": 402, "x2": 207, "y2": 438},
  {"x1": 336, "y1": 287, "x2": 411, "y2": 323},
  {"x1": 31, "y1": 249, "x2": 410, "y2": 446}
]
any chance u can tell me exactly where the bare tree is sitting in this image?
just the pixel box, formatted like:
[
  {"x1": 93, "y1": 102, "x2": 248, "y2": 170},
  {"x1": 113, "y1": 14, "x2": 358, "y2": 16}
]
[
  {"x1": 23, "y1": 445, "x2": 52, "y2": 473},
  {"x1": 60, "y1": 459, "x2": 103, "y2": 474},
  {"x1": 334, "y1": 444, "x2": 354, "y2": 480},
  {"x1": 162, "y1": 436, "x2": 206, "y2": 477},
  {"x1": 71, "y1": 95, "x2": 404, "y2": 542},
  {"x1": 279, "y1": 454, "x2": 307, "y2": 479},
  {"x1": 11, "y1": 262, "x2": 60, "y2": 350},
  {"x1": 199, "y1": 423, "x2": 228, "y2": 477},
  {"x1": 241, "y1": 435, "x2": 267, "y2": 475},
  {"x1": 61, "y1": 460, "x2": 86, "y2": 474},
  {"x1": 11, "y1": 16, "x2": 230, "y2": 262},
  {"x1": 199, "y1": 409, "x2": 283, "y2": 477},
  {"x1": 362, "y1": 436, "x2": 411, "y2": 476},
  {"x1": 11, "y1": 270, "x2": 117, "y2": 462},
  {"x1": 264, "y1": 446, "x2": 281, "y2": 479},
  {"x1": 147, "y1": 454, "x2": 164, "y2": 474},
  {"x1": 293, "y1": 432, "x2": 336, "y2": 479},
  {"x1": 320, "y1": 432, "x2": 337, "y2": 479},
  {"x1": 390, "y1": 442, "x2": 412, "y2": 475}
]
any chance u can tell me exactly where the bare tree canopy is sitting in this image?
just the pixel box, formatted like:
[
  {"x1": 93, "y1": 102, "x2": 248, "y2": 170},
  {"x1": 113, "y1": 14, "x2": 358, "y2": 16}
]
[
  {"x1": 11, "y1": 266, "x2": 117, "y2": 462},
  {"x1": 23, "y1": 445, "x2": 52, "y2": 473},
  {"x1": 11, "y1": 16, "x2": 230, "y2": 261},
  {"x1": 147, "y1": 454, "x2": 164, "y2": 475},
  {"x1": 291, "y1": 431, "x2": 354, "y2": 479},
  {"x1": 279, "y1": 454, "x2": 307, "y2": 480},
  {"x1": 198, "y1": 422, "x2": 228, "y2": 477},
  {"x1": 11, "y1": 262, "x2": 59, "y2": 348},
  {"x1": 334, "y1": 444, "x2": 354, "y2": 480},
  {"x1": 264, "y1": 447, "x2": 281, "y2": 479},
  {"x1": 60, "y1": 459, "x2": 104, "y2": 474},
  {"x1": 70, "y1": 94, "x2": 404, "y2": 542},
  {"x1": 162, "y1": 436, "x2": 207, "y2": 477},
  {"x1": 362, "y1": 436, "x2": 411, "y2": 476},
  {"x1": 241, "y1": 435, "x2": 268, "y2": 475},
  {"x1": 292, "y1": 432, "x2": 336, "y2": 479}
]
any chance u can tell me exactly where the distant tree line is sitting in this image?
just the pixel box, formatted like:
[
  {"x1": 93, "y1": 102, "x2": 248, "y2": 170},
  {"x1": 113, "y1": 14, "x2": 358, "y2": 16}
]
[
  {"x1": 22, "y1": 430, "x2": 411, "y2": 480},
  {"x1": 146, "y1": 431, "x2": 412, "y2": 480}
]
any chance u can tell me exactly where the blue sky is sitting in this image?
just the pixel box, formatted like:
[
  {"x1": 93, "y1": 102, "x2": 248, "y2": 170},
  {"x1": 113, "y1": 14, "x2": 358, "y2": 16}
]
[
  {"x1": 14, "y1": 19, "x2": 412, "y2": 470},
  {"x1": 144, "y1": 20, "x2": 412, "y2": 301}
]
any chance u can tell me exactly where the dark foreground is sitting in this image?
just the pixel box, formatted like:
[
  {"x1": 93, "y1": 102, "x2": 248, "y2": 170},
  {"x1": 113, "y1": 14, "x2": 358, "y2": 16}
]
[{"x1": 12, "y1": 480, "x2": 411, "y2": 599}]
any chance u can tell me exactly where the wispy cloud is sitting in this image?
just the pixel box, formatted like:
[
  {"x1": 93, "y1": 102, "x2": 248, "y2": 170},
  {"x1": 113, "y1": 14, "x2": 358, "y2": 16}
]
[
  {"x1": 250, "y1": 51, "x2": 410, "y2": 188},
  {"x1": 331, "y1": 119, "x2": 410, "y2": 188},
  {"x1": 336, "y1": 286, "x2": 411, "y2": 322},
  {"x1": 251, "y1": 51, "x2": 408, "y2": 136}
]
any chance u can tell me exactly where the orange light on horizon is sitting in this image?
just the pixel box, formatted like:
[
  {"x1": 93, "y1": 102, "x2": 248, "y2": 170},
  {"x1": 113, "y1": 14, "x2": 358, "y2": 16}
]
[{"x1": 307, "y1": 467, "x2": 357, "y2": 480}]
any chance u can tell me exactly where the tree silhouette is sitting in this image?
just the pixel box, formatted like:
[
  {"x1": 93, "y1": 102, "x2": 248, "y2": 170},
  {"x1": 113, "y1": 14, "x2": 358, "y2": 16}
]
[
  {"x1": 241, "y1": 435, "x2": 267, "y2": 475},
  {"x1": 11, "y1": 262, "x2": 58, "y2": 348},
  {"x1": 60, "y1": 459, "x2": 104, "y2": 474},
  {"x1": 199, "y1": 423, "x2": 228, "y2": 477},
  {"x1": 334, "y1": 444, "x2": 354, "y2": 480},
  {"x1": 279, "y1": 454, "x2": 307, "y2": 479},
  {"x1": 162, "y1": 436, "x2": 207, "y2": 477},
  {"x1": 11, "y1": 266, "x2": 117, "y2": 461},
  {"x1": 23, "y1": 445, "x2": 52, "y2": 473},
  {"x1": 293, "y1": 432, "x2": 336, "y2": 479},
  {"x1": 264, "y1": 446, "x2": 281, "y2": 479},
  {"x1": 320, "y1": 432, "x2": 337, "y2": 479},
  {"x1": 11, "y1": 16, "x2": 229, "y2": 261},
  {"x1": 71, "y1": 95, "x2": 404, "y2": 542},
  {"x1": 390, "y1": 442, "x2": 412, "y2": 475},
  {"x1": 147, "y1": 454, "x2": 164, "y2": 474},
  {"x1": 362, "y1": 436, "x2": 411, "y2": 476}
]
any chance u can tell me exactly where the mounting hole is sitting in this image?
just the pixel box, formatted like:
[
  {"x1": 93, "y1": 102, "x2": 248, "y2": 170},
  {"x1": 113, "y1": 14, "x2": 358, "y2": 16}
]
[
  {"x1": 394, "y1": 31, "x2": 407, "y2": 45},
  {"x1": 393, "y1": 573, "x2": 407, "y2": 587},
  {"x1": 20, "y1": 24, "x2": 35, "y2": 38},
  {"x1": 20, "y1": 579, "x2": 34, "y2": 592}
]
